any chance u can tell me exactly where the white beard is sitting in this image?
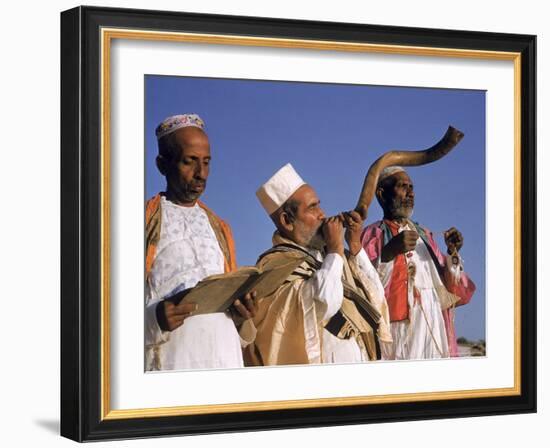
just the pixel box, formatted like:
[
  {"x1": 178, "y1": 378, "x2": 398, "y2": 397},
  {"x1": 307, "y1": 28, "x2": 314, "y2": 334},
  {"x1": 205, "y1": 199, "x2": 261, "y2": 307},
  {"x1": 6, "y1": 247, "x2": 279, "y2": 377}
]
[
  {"x1": 395, "y1": 207, "x2": 414, "y2": 219},
  {"x1": 390, "y1": 198, "x2": 414, "y2": 219}
]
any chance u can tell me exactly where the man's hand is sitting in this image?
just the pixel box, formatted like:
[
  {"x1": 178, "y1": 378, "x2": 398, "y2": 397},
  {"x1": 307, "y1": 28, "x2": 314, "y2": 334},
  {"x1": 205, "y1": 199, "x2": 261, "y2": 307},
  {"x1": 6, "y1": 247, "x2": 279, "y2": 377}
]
[
  {"x1": 156, "y1": 300, "x2": 197, "y2": 332},
  {"x1": 322, "y1": 216, "x2": 344, "y2": 256},
  {"x1": 341, "y1": 210, "x2": 364, "y2": 256},
  {"x1": 229, "y1": 291, "x2": 257, "y2": 328},
  {"x1": 381, "y1": 230, "x2": 419, "y2": 262},
  {"x1": 444, "y1": 227, "x2": 463, "y2": 255}
]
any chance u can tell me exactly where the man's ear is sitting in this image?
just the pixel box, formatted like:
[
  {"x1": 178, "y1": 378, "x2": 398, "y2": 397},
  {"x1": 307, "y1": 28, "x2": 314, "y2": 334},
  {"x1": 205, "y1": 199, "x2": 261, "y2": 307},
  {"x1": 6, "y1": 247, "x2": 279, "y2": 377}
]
[
  {"x1": 375, "y1": 186, "x2": 385, "y2": 205},
  {"x1": 278, "y1": 212, "x2": 294, "y2": 233},
  {"x1": 156, "y1": 154, "x2": 168, "y2": 176}
]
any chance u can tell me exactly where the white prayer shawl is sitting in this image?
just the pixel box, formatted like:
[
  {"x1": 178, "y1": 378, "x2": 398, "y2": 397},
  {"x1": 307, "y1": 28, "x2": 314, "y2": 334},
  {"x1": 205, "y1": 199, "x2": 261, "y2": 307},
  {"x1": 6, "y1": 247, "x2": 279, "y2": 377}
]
[
  {"x1": 144, "y1": 196, "x2": 244, "y2": 371},
  {"x1": 378, "y1": 223, "x2": 450, "y2": 360}
]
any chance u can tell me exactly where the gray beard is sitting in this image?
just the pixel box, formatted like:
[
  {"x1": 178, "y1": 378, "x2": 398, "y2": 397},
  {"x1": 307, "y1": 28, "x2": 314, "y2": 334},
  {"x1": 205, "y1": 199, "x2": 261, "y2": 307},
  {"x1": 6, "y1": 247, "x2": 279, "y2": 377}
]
[
  {"x1": 305, "y1": 231, "x2": 326, "y2": 252},
  {"x1": 294, "y1": 222, "x2": 326, "y2": 252},
  {"x1": 392, "y1": 206, "x2": 414, "y2": 219},
  {"x1": 390, "y1": 197, "x2": 414, "y2": 219}
]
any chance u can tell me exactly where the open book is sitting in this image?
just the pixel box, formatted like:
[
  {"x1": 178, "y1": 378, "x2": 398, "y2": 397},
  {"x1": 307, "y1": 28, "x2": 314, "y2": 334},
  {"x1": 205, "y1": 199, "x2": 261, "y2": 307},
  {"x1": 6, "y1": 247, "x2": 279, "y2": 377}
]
[{"x1": 168, "y1": 252, "x2": 306, "y2": 315}]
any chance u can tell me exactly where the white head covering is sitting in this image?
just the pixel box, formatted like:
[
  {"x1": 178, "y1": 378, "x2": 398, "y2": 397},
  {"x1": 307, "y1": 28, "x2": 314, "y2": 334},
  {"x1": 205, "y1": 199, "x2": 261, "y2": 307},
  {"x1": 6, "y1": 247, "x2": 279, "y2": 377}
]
[
  {"x1": 378, "y1": 166, "x2": 406, "y2": 185},
  {"x1": 256, "y1": 163, "x2": 306, "y2": 215},
  {"x1": 155, "y1": 114, "x2": 205, "y2": 140}
]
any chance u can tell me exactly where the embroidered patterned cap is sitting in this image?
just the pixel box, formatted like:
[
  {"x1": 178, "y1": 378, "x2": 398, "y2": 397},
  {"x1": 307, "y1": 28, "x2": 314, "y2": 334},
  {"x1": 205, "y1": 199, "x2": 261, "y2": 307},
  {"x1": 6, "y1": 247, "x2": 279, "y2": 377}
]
[
  {"x1": 256, "y1": 163, "x2": 306, "y2": 215},
  {"x1": 155, "y1": 114, "x2": 205, "y2": 140},
  {"x1": 378, "y1": 166, "x2": 406, "y2": 185}
]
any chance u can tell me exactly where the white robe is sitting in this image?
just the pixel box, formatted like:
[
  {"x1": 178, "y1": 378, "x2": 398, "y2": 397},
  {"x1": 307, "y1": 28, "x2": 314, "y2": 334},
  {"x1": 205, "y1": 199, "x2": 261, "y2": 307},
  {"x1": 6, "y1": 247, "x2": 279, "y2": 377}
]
[
  {"x1": 144, "y1": 196, "x2": 244, "y2": 371},
  {"x1": 378, "y1": 223, "x2": 450, "y2": 360},
  {"x1": 301, "y1": 248, "x2": 391, "y2": 364}
]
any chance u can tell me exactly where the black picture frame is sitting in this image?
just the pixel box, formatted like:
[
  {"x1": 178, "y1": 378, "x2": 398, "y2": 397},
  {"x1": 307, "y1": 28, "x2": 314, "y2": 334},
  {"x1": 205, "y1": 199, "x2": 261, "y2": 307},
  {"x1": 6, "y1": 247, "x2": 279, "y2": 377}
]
[{"x1": 60, "y1": 5, "x2": 536, "y2": 442}]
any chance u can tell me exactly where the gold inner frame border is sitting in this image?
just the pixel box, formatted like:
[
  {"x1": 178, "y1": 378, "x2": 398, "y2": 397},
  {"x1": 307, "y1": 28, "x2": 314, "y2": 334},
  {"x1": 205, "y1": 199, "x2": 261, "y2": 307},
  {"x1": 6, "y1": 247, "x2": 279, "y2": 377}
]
[{"x1": 100, "y1": 27, "x2": 522, "y2": 420}]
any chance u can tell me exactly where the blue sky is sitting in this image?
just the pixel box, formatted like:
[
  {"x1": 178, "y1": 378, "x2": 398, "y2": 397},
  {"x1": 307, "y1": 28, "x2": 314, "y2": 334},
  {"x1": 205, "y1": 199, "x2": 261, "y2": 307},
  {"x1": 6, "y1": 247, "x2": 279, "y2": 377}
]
[{"x1": 145, "y1": 75, "x2": 486, "y2": 341}]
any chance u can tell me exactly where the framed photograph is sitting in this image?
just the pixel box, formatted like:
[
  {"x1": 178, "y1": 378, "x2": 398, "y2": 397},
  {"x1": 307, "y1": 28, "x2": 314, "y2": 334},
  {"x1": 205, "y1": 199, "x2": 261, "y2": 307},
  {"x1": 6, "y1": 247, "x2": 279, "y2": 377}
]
[{"x1": 60, "y1": 5, "x2": 536, "y2": 442}]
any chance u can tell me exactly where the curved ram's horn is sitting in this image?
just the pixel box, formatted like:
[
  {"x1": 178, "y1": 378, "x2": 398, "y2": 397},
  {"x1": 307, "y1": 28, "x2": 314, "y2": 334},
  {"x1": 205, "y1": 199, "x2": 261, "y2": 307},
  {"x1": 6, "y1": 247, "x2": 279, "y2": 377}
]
[{"x1": 355, "y1": 126, "x2": 464, "y2": 220}]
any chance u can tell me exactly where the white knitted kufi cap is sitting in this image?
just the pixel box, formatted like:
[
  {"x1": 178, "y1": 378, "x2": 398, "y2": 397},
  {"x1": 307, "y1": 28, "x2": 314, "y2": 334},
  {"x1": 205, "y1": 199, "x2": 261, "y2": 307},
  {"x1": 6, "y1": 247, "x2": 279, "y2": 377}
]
[
  {"x1": 256, "y1": 163, "x2": 306, "y2": 215},
  {"x1": 155, "y1": 114, "x2": 205, "y2": 140},
  {"x1": 378, "y1": 166, "x2": 406, "y2": 185}
]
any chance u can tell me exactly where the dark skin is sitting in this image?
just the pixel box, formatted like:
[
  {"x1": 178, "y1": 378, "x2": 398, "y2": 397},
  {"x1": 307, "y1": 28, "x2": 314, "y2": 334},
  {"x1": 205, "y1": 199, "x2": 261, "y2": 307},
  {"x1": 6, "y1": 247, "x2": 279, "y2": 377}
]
[
  {"x1": 443, "y1": 227, "x2": 464, "y2": 255},
  {"x1": 158, "y1": 292, "x2": 257, "y2": 332},
  {"x1": 376, "y1": 171, "x2": 464, "y2": 262},
  {"x1": 340, "y1": 210, "x2": 365, "y2": 256},
  {"x1": 155, "y1": 126, "x2": 211, "y2": 207},
  {"x1": 154, "y1": 127, "x2": 256, "y2": 332},
  {"x1": 275, "y1": 185, "x2": 363, "y2": 256}
]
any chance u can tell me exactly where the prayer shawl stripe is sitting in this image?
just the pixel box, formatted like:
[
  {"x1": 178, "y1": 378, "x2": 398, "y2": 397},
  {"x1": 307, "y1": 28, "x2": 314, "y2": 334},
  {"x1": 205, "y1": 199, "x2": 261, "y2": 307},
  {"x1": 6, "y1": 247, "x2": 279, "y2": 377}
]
[{"x1": 257, "y1": 241, "x2": 381, "y2": 360}]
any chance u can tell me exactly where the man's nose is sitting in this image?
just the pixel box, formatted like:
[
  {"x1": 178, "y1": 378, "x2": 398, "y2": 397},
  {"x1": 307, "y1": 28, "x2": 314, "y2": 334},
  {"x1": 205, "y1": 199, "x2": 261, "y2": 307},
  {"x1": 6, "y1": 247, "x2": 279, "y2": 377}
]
[
  {"x1": 195, "y1": 163, "x2": 207, "y2": 180},
  {"x1": 407, "y1": 188, "x2": 414, "y2": 198},
  {"x1": 318, "y1": 209, "x2": 326, "y2": 220}
]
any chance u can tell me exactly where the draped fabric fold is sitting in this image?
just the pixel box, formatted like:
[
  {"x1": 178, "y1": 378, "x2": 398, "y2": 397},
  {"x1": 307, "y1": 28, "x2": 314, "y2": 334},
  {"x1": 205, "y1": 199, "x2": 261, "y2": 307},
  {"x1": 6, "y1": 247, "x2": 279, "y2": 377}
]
[{"x1": 244, "y1": 233, "x2": 392, "y2": 366}]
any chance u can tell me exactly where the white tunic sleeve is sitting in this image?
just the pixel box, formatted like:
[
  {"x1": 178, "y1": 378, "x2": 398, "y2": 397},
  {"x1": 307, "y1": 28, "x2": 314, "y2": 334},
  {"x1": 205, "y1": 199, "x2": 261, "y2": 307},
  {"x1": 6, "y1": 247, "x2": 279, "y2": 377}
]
[
  {"x1": 300, "y1": 253, "x2": 344, "y2": 322},
  {"x1": 354, "y1": 248, "x2": 386, "y2": 300},
  {"x1": 298, "y1": 253, "x2": 344, "y2": 364},
  {"x1": 376, "y1": 259, "x2": 394, "y2": 288},
  {"x1": 144, "y1": 298, "x2": 170, "y2": 347},
  {"x1": 350, "y1": 248, "x2": 394, "y2": 355},
  {"x1": 144, "y1": 280, "x2": 171, "y2": 372}
]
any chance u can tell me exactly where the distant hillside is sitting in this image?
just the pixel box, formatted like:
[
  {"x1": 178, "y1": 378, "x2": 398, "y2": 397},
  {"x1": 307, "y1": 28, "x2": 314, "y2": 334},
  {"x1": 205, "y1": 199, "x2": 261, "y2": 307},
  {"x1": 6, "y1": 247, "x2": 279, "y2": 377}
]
[{"x1": 456, "y1": 337, "x2": 486, "y2": 357}]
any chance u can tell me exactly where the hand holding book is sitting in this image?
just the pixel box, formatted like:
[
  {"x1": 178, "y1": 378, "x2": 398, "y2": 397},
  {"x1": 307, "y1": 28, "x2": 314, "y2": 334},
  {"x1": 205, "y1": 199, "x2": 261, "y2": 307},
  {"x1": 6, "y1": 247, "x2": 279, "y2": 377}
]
[{"x1": 158, "y1": 253, "x2": 306, "y2": 326}]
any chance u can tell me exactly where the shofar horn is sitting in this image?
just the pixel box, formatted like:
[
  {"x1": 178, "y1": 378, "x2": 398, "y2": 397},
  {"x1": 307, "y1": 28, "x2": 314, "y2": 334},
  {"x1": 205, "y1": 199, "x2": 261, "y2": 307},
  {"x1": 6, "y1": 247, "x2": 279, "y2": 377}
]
[{"x1": 355, "y1": 126, "x2": 464, "y2": 220}]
